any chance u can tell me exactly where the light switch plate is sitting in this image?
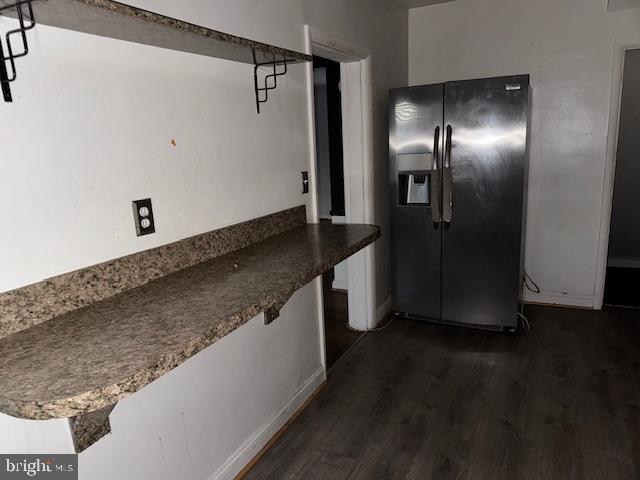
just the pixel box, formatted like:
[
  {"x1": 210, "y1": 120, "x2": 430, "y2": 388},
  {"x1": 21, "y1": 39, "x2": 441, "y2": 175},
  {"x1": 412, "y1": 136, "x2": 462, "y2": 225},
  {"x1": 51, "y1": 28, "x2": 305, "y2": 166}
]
[
  {"x1": 301, "y1": 171, "x2": 309, "y2": 194},
  {"x1": 132, "y1": 198, "x2": 155, "y2": 236}
]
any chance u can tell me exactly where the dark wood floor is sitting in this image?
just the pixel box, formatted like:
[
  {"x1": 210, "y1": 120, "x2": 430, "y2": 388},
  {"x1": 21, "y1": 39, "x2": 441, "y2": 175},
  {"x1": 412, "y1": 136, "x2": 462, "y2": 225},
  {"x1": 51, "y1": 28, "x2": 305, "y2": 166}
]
[
  {"x1": 245, "y1": 304, "x2": 640, "y2": 480},
  {"x1": 323, "y1": 270, "x2": 363, "y2": 370}
]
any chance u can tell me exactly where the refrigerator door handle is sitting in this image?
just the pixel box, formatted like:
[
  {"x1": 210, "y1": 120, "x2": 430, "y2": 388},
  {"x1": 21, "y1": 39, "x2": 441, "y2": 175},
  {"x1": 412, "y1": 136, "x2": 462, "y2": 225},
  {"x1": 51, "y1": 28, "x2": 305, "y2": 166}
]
[
  {"x1": 442, "y1": 124, "x2": 453, "y2": 223},
  {"x1": 431, "y1": 126, "x2": 441, "y2": 223}
]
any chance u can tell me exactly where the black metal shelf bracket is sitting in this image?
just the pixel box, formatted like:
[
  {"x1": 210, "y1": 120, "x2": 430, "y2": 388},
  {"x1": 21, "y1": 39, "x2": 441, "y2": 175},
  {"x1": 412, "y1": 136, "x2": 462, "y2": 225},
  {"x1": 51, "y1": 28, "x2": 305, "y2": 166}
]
[
  {"x1": 252, "y1": 49, "x2": 291, "y2": 114},
  {"x1": 0, "y1": 0, "x2": 36, "y2": 102}
]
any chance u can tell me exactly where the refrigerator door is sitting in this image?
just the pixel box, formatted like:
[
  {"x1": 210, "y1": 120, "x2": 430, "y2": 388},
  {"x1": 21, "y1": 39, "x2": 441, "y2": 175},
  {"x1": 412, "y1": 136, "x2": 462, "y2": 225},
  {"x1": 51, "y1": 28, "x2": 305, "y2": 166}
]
[
  {"x1": 389, "y1": 85, "x2": 444, "y2": 319},
  {"x1": 442, "y1": 75, "x2": 529, "y2": 329}
]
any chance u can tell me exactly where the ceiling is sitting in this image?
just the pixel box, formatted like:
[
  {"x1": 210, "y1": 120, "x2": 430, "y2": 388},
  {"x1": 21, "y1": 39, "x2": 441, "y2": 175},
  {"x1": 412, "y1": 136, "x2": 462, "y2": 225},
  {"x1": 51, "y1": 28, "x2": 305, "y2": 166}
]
[
  {"x1": 395, "y1": 0, "x2": 459, "y2": 8},
  {"x1": 607, "y1": 0, "x2": 640, "y2": 11},
  {"x1": 397, "y1": 0, "x2": 640, "y2": 10}
]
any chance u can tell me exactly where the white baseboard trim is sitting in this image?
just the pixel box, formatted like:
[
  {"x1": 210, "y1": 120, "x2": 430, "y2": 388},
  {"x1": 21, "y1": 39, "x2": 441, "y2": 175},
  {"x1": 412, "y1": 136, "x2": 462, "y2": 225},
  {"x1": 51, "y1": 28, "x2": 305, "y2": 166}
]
[
  {"x1": 331, "y1": 278, "x2": 348, "y2": 290},
  {"x1": 524, "y1": 291, "x2": 594, "y2": 309},
  {"x1": 209, "y1": 367, "x2": 325, "y2": 480},
  {"x1": 376, "y1": 296, "x2": 392, "y2": 325}
]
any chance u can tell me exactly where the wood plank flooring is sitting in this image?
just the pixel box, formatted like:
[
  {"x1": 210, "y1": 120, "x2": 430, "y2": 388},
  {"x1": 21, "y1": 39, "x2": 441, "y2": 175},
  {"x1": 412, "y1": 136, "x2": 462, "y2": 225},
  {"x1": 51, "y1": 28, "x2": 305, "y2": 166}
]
[{"x1": 244, "y1": 304, "x2": 640, "y2": 480}]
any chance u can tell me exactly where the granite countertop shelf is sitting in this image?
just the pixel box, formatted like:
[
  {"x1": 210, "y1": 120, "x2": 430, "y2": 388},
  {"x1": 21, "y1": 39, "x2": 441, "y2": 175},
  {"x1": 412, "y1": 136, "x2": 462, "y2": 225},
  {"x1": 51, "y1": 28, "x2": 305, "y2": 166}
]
[
  {"x1": 2, "y1": 0, "x2": 311, "y2": 65},
  {"x1": 0, "y1": 220, "x2": 379, "y2": 423},
  {"x1": 1, "y1": 0, "x2": 310, "y2": 106}
]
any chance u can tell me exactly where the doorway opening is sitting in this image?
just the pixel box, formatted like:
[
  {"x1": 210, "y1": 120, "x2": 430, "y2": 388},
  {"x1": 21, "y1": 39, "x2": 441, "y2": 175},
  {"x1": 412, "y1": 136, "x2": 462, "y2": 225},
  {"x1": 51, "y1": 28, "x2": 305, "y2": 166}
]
[
  {"x1": 604, "y1": 48, "x2": 640, "y2": 309},
  {"x1": 313, "y1": 55, "x2": 363, "y2": 369},
  {"x1": 305, "y1": 26, "x2": 376, "y2": 374}
]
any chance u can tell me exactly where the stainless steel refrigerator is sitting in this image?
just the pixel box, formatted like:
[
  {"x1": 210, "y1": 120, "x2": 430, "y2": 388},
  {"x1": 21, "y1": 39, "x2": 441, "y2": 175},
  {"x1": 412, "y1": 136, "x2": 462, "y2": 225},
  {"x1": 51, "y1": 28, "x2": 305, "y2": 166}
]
[{"x1": 389, "y1": 75, "x2": 530, "y2": 332}]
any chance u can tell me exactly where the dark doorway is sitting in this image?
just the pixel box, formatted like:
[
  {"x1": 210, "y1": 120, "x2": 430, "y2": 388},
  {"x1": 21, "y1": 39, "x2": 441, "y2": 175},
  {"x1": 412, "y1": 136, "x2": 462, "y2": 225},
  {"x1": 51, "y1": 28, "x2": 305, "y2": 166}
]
[
  {"x1": 313, "y1": 55, "x2": 362, "y2": 369},
  {"x1": 605, "y1": 49, "x2": 640, "y2": 308},
  {"x1": 313, "y1": 55, "x2": 345, "y2": 219}
]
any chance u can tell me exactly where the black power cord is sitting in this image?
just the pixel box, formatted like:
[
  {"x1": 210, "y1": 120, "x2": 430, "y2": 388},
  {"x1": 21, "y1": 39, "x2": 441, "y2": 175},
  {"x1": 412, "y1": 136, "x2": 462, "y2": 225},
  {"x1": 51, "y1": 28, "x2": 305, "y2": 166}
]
[{"x1": 524, "y1": 270, "x2": 541, "y2": 294}]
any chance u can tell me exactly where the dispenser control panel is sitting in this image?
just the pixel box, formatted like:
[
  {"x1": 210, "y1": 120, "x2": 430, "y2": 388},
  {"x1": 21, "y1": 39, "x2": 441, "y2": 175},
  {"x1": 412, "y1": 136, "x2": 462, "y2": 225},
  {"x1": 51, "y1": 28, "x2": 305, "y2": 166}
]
[{"x1": 397, "y1": 153, "x2": 432, "y2": 206}]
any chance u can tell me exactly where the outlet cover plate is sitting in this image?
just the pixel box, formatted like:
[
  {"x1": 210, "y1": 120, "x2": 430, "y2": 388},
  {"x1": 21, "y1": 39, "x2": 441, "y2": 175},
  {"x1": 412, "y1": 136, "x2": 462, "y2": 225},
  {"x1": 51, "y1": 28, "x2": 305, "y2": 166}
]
[{"x1": 132, "y1": 198, "x2": 155, "y2": 236}]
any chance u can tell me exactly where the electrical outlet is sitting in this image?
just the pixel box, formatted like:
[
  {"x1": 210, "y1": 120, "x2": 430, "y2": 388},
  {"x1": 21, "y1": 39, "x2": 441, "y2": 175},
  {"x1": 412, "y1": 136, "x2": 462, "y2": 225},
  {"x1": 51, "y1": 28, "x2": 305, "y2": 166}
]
[
  {"x1": 301, "y1": 171, "x2": 309, "y2": 194},
  {"x1": 132, "y1": 198, "x2": 155, "y2": 236}
]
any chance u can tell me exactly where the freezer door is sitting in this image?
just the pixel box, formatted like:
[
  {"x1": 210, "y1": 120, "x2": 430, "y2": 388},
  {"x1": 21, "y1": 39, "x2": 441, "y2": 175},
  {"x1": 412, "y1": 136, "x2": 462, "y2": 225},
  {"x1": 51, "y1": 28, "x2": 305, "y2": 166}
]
[
  {"x1": 389, "y1": 85, "x2": 444, "y2": 319},
  {"x1": 442, "y1": 75, "x2": 529, "y2": 329}
]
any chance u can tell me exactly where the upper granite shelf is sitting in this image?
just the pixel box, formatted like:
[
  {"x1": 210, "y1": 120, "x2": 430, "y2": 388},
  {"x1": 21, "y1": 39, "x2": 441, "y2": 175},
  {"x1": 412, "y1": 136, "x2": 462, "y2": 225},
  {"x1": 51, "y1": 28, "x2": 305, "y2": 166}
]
[
  {"x1": 0, "y1": 0, "x2": 311, "y2": 108},
  {"x1": 3, "y1": 0, "x2": 311, "y2": 65},
  {"x1": 0, "y1": 222, "x2": 379, "y2": 420}
]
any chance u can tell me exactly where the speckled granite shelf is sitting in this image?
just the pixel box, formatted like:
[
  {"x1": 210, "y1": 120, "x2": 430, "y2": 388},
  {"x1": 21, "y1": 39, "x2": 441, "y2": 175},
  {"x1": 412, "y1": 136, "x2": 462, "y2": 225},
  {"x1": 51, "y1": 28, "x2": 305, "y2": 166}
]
[
  {"x1": 2, "y1": 0, "x2": 311, "y2": 64},
  {"x1": 0, "y1": 221, "x2": 379, "y2": 429},
  {"x1": 0, "y1": 206, "x2": 307, "y2": 339}
]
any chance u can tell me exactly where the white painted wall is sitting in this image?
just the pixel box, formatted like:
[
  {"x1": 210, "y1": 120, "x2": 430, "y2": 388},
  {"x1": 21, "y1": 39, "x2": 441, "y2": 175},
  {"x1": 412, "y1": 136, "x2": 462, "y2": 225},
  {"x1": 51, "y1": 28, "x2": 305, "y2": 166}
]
[
  {"x1": 0, "y1": 0, "x2": 406, "y2": 478},
  {"x1": 409, "y1": 0, "x2": 640, "y2": 308}
]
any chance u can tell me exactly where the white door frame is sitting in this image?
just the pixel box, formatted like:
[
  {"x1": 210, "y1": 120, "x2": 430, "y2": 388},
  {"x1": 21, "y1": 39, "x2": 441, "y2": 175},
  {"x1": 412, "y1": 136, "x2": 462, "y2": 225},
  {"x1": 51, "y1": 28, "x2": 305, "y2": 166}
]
[
  {"x1": 593, "y1": 40, "x2": 640, "y2": 310},
  {"x1": 304, "y1": 25, "x2": 377, "y2": 343}
]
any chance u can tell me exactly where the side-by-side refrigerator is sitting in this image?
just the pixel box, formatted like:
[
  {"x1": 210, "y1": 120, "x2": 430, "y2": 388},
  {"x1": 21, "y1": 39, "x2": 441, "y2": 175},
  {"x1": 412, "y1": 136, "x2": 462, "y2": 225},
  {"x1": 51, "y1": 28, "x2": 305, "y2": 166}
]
[{"x1": 389, "y1": 75, "x2": 530, "y2": 332}]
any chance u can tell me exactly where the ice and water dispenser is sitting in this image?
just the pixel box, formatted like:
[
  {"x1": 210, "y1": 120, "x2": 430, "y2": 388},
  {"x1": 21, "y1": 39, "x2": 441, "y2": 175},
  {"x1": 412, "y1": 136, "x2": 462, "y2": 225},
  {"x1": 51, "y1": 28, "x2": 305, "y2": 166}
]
[{"x1": 397, "y1": 153, "x2": 432, "y2": 206}]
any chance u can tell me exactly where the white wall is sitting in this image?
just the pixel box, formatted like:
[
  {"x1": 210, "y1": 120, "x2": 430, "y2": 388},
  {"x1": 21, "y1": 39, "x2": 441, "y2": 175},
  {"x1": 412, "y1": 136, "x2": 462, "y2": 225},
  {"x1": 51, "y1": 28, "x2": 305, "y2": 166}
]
[
  {"x1": 409, "y1": 0, "x2": 640, "y2": 308},
  {"x1": 0, "y1": 0, "x2": 407, "y2": 478}
]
